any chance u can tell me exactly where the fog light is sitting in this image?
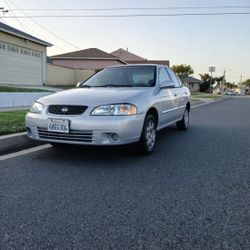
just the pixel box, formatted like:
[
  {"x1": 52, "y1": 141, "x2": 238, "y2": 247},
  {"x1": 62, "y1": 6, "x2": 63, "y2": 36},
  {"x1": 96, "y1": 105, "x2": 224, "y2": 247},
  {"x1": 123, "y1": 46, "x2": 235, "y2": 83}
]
[
  {"x1": 109, "y1": 133, "x2": 119, "y2": 142},
  {"x1": 26, "y1": 127, "x2": 32, "y2": 137}
]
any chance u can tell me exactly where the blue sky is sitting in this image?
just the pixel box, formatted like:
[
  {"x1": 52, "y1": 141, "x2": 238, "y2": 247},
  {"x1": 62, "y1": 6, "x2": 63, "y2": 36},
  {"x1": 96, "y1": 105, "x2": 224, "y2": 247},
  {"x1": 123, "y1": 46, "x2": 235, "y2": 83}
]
[{"x1": 1, "y1": 0, "x2": 250, "y2": 82}]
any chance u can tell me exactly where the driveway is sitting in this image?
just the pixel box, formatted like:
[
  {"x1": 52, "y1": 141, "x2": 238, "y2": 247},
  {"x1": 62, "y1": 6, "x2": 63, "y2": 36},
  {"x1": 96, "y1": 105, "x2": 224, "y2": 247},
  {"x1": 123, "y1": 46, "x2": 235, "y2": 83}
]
[{"x1": 0, "y1": 97, "x2": 249, "y2": 249}]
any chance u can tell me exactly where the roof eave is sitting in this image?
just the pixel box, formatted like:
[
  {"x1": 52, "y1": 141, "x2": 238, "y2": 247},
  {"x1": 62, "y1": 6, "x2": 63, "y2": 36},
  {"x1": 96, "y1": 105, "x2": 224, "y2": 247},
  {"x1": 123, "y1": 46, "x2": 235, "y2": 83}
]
[
  {"x1": 51, "y1": 56, "x2": 124, "y2": 60},
  {"x1": 0, "y1": 28, "x2": 52, "y2": 47}
]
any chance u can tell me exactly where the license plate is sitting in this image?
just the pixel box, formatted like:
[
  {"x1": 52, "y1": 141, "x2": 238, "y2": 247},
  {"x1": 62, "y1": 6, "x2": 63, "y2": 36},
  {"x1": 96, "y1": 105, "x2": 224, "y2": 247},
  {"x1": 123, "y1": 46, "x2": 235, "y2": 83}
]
[{"x1": 48, "y1": 119, "x2": 69, "y2": 133}]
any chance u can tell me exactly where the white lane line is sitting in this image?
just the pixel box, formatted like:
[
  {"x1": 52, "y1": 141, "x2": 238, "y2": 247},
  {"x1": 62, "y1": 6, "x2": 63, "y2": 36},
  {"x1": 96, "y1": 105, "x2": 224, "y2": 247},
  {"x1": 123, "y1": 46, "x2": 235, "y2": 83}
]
[{"x1": 0, "y1": 144, "x2": 51, "y2": 161}]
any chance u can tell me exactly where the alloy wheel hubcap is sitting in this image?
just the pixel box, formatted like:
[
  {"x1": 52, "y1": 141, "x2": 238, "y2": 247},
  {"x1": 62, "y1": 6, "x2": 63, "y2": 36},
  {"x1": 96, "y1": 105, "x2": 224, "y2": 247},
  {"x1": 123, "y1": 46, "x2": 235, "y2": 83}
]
[
  {"x1": 184, "y1": 110, "x2": 189, "y2": 128},
  {"x1": 145, "y1": 120, "x2": 156, "y2": 150}
]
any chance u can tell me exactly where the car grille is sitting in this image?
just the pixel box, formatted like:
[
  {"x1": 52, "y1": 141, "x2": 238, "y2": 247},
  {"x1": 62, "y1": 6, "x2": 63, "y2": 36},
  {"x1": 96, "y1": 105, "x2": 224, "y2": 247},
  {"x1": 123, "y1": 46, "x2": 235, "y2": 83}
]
[
  {"x1": 37, "y1": 128, "x2": 93, "y2": 143},
  {"x1": 48, "y1": 105, "x2": 88, "y2": 115}
]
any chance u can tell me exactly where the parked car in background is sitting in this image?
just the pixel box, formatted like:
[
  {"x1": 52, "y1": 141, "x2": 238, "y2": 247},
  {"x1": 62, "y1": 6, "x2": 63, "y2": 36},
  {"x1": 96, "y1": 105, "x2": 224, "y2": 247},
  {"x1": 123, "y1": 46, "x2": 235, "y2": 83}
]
[
  {"x1": 225, "y1": 89, "x2": 236, "y2": 96},
  {"x1": 26, "y1": 65, "x2": 191, "y2": 154},
  {"x1": 234, "y1": 90, "x2": 240, "y2": 96}
]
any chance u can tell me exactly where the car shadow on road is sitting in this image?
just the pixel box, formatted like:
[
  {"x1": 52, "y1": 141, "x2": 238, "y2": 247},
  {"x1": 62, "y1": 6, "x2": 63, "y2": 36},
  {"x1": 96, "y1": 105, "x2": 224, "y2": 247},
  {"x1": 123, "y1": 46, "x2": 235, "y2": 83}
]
[{"x1": 34, "y1": 125, "x2": 184, "y2": 168}]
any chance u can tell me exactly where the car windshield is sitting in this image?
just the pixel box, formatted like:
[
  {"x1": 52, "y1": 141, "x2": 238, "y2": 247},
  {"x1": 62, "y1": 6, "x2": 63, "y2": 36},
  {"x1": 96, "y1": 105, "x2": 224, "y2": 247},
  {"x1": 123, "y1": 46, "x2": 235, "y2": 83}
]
[{"x1": 80, "y1": 66, "x2": 156, "y2": 88}]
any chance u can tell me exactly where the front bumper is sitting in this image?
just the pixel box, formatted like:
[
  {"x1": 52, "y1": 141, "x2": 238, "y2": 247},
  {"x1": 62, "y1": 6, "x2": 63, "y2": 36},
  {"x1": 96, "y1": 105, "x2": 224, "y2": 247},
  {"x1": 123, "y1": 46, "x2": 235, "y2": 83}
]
[{"x1": 25, "y1": 112, "x2": 145, "y2": 145}]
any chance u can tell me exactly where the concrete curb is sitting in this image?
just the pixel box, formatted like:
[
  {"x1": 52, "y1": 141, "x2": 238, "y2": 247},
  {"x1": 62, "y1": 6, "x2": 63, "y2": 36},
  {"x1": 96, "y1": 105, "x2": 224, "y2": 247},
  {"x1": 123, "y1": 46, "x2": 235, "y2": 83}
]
[
  {"x1": 191, "y1": 97, "x2": 230, "y2": 109},
  {"x1": 0, "y1": 132, "x2": 44, "y2": 156}
]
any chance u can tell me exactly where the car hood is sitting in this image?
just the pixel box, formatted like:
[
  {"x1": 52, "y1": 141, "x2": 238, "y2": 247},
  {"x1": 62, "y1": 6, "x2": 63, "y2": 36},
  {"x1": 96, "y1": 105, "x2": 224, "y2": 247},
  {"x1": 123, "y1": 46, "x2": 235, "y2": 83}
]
[{"x1": 38, "y1": 87, "x2": 153, "y2": 107}]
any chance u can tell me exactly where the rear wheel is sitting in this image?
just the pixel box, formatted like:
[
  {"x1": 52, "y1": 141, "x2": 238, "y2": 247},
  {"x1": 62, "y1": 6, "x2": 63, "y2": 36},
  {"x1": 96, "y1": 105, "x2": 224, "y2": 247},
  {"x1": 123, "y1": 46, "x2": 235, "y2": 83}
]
[
  {"x1": 138, "y1": 114, "x2": 157, "y2": 155},
  {"x1": 176, "y1": 108, "x2": 189, "y2": 131}
]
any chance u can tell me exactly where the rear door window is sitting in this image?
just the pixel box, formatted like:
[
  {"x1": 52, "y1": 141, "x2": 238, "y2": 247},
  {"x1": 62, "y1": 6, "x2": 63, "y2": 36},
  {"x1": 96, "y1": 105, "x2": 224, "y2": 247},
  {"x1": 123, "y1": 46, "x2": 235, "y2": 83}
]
[
  {"x1": 159, "y1": 67, "x2": 171, "y2": 83},
  {"x1": 167, "y1": 69, "x2": 182, "y2": 88}
]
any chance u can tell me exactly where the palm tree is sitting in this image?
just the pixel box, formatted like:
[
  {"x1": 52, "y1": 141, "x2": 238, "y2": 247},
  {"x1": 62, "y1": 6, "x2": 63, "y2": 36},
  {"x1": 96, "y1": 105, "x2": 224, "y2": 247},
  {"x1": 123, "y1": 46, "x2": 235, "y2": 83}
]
[
  {"x1": 213, "y1": 76, "x2": 225, "y2": 92},
  {"x1": 199, "y1": 73, "x2": 215, "y2": 92}
]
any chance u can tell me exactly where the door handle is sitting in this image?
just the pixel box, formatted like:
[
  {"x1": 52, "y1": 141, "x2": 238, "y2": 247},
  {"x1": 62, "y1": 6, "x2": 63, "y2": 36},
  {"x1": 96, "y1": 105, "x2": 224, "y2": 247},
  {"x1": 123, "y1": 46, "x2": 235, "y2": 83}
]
[{"x1": 174, "y1": 93, "x2": 178, "y2": 97}]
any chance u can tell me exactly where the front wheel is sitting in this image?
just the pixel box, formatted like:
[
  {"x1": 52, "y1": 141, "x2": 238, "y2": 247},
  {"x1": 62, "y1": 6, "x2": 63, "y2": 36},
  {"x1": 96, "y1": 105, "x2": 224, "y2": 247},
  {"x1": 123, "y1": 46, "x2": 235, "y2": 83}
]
[
  {"x1": 176, "y1": 108, "x2": 189, "y2": 131},
  {"x1": 138, "y1": 114, "x2": 157, "y2": 155}
]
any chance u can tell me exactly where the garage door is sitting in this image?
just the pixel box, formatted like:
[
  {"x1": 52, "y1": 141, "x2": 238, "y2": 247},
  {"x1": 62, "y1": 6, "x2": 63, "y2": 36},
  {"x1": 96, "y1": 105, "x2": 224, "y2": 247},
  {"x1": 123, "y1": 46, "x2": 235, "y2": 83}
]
[{"x1": 0, "y1": 41, "x2": 43, "y2": 85}]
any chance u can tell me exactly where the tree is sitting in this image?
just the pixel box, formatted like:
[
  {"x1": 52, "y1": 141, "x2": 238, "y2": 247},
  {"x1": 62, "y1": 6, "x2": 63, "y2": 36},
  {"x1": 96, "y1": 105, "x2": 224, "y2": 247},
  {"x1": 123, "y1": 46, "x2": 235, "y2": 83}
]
[
  {"x1": 243, "y1": 79, "x2": 250, "y2": 87},
  {"x1": 214, "y1": 76, "x2": 224, "y2": 86},
  {"x1": 225, "y1": 82, "x2": 238, "y2": 89},
  {"x1": 213, "y1": 76, "x2": 225, "y2": 92},
  {"x1": 199, "y1": 74, "x2": 226, "y2": 92},
  {"x1": 199, "y1": 73, "x2": 215, "y2": 92},
  {"x1": 171, "y1": 64, "x2": 194, "y2": 80}
]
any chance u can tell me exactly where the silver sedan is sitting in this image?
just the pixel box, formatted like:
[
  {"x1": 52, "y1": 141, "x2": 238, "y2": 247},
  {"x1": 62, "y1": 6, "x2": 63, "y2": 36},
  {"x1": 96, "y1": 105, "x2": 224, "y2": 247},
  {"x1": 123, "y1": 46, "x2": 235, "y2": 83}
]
[{"x1": 25, "y1": 64, "x2": 190, "y2": 154}]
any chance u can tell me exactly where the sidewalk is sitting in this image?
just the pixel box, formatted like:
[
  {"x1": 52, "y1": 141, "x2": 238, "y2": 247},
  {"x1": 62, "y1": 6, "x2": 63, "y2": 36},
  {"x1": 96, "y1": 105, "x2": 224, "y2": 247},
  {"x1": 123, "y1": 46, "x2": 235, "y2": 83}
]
[
  {"x1": 0, "y1": 84, "x2": 63, "y2": 92},
  {"x1": 0, "y1": 92, "x2": 51, "y2": 108},
  {"x1": 0, "y1": 85, "x2": 65, "y2": 109},
  {"x1": 0, "y1": 106, "x2": 30, "y2": 111}
]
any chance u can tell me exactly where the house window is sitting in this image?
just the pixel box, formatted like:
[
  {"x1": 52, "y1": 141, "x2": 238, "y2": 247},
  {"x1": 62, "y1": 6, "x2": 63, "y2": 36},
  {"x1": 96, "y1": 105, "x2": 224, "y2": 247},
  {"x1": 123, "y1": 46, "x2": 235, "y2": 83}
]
[
  {"x1": 32, "y1": 51, "x2": 41, "y2": 58},
  {"x1": 1, "y1": 41, "x2": 42, "y2": 59},
  {"x1": 0, "y1": 42, "x2": 6, "y2": 50},
  {"x1": 20, "y1": 48, "x2": 31, "y2": 56},
  {"x1": 7, "y1": 45, "x2": 19, "y2": 53}
]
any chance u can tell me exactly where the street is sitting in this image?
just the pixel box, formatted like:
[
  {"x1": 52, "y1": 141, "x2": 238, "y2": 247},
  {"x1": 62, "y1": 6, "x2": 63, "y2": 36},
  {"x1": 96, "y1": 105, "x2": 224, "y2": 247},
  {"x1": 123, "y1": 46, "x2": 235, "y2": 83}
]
[{"x1": 0, "y1": 97, "x2": 250, "y2": 249}]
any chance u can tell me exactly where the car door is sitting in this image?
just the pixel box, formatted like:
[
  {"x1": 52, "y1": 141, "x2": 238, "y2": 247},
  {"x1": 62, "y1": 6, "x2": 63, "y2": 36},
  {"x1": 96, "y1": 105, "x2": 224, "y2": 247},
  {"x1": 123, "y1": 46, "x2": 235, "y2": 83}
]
[
  {"x1": 167, "y1": 68, "x2": 188, "y2": 119},
  {"x1": 157, "y1": 67, "x2": 179, "y2": 127}
]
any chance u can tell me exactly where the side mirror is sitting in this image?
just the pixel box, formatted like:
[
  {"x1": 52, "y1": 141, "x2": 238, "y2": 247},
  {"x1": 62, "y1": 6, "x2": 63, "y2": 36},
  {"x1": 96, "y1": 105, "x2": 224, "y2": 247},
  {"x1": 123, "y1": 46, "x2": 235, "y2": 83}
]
[
  {"x1": 159, "y1": 80, "x2": 174, "y2": 89},
  {"x1": 76, "y1": 81, "x2": 83, "y2": 88}
]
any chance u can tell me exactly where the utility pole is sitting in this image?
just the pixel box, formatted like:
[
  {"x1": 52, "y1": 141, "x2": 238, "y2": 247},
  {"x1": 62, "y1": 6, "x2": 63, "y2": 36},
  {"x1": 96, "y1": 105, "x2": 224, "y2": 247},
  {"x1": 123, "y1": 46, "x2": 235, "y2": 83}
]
[
  {"x1": 222, "y1": 69, "x2": 226, "y2": 94},
  {"x1": 240, "y1": 75, "x2": 247, "y2": 96},
  {"x1": 222, "y1": 68, "x2": 232, "y2": 94}
]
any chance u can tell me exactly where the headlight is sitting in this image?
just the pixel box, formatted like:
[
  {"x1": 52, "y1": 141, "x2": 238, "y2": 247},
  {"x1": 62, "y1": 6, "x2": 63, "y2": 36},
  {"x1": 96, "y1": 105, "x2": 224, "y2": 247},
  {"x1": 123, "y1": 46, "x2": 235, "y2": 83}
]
[
  {"x1": 91, "y1": 104, "x2": 137, "y2": 116},
  {"x1": 30, "y1": 102, "x2": 44, "y2": 114}
]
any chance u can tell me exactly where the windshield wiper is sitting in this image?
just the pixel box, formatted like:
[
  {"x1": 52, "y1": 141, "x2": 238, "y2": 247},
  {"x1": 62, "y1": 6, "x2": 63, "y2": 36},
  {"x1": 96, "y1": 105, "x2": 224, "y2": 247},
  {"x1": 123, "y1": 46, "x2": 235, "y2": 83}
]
[{"x1": 80, "y1": 84, "x2": 91, "y2": 88}]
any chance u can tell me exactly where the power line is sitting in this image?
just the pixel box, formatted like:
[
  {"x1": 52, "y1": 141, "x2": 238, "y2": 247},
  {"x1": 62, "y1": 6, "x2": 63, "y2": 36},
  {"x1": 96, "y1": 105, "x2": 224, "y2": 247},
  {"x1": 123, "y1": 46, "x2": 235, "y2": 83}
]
[
  {"x1": 8, "y1": 6, "x2": 250, "y2": 11},
  {"x1": 1, "y1": 6, "x2": 67, "y2": 52},
  {"x1": 1, "y1": 12, "x2": 250, "y2": 18},
  {"x1": 3, "y1": 0, "x2": 27, "y2": 32},
  {"x1": 6, "y1": 0, "x2": 80, "y2": 50}
]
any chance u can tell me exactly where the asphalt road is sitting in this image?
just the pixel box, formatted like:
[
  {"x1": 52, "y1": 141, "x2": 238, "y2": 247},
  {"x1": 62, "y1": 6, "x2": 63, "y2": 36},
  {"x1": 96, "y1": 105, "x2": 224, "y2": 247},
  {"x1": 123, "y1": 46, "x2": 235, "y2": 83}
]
[{"x1": 0, "y1": 97, "x2": 250, "y2": 250}]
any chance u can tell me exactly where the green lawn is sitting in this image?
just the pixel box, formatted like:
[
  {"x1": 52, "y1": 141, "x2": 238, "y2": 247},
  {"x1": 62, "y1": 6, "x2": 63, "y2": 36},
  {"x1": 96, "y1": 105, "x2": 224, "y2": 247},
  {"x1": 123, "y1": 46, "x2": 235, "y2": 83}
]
[
  {"x1": 0, "y1": 86, "x2": 50, "y2": 92},
  {"x1": 0, "y1": 110, "x2": 28, "y2": 135},
  {"x1": 190, "y1": 99, "x2": 201, "y2": 103},
  {"x1": 191, "y1": 93, "x2": 221, "y2": 99}
]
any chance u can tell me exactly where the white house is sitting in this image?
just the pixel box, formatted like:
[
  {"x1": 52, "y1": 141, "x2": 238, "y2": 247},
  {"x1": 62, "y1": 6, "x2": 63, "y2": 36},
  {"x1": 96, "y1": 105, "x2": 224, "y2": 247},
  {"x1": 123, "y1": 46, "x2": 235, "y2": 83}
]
[{"x1": 0, "y1": 22, "x2": 52, "y2": 85}]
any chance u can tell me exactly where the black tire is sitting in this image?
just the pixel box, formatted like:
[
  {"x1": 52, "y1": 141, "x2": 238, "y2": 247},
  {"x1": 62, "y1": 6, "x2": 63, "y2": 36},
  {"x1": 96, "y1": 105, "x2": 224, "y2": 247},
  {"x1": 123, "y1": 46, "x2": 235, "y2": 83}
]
[
  {"x1": 138, "y1": 114, "x2": 157, "y2": 155},
  {"x1": 176, "y1": 108, "x2": 189, "y2": 131}
]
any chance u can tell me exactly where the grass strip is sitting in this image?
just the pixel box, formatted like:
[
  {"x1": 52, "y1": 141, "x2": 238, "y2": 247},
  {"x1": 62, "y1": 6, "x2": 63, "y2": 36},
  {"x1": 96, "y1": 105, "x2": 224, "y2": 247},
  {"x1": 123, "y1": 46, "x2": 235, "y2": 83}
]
[
  {"x1": 0, "y1": 110, "x2": 28, "y2": 135},
  {"x1": 0, "y1": 86, "x2": 50, "y2": 93}
]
